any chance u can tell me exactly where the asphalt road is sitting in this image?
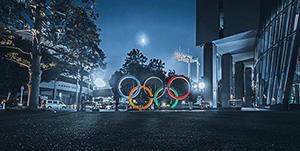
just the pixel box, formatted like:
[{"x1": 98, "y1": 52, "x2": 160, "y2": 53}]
[{"x1": 0, "y1": 110, "x2": 300, "y2": 151}]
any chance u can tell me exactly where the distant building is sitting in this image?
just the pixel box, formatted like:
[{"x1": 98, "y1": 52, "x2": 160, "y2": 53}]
[
  {"x1": 40, "y1": 76, "x2": 93, "y2": 105},
  {"x1": 196, "y1": 0, "x2": 300, "y2": 110},
  {"x1": 93, "y1": 87, "x2": 113, "y2": 103}
]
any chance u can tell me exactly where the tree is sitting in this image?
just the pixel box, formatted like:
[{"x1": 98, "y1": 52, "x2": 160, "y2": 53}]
[
  {"x1": 108, "y1": 71, "x2": 124, "y2": 111},
  {"x1": 0, "y1": 26, "x2": 58, "y2": 105},
  {"x1": 0, "y1": 0, "x2": 105, "y2": 109},
  {"x1": 0, "y1": 56, "x2": 29, "y2": 99},
  {"x1": 147, "y1": 58, "x2": 166, "y2": 80},
  {"x1": 56, "y1": 3, "x2": 106, "y2": 110},
  {"x1": 0, "y1": 28, "x2": 30, "y2": 99},
  {"x1": 109, "y1": 49, "x2": 168, "y2": 109},
  {"x1": 121, "y1": 49, "x2": 148, "y2": 77}
]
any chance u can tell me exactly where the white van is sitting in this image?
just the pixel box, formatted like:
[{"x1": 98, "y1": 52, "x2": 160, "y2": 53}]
[{"x1": 42, "y1": 100, "x2": 67, "y2": 109}]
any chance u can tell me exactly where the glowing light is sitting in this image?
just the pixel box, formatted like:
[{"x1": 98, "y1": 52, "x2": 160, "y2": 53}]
[
  {"x1": 94, "y1": 78, "x2": 106, "y2": 87},
  {"x1": 117, "y1": 75, "x2": 191, "y2": 110},
  {"x1": 198, "y1": 82, "x2": 205, "y2": 89},
  {"x1": 129, "y1": 85, "x2": 153, "y2": 110},
  {"x1": 137, "y1": 33, "x2": 148, "y2": 46},
  {"x1": 167, "y1": 75, "x2": 191, "y2": 100}
]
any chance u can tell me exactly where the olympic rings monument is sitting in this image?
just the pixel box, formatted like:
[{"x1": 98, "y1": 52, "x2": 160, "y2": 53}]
[{"x1": 117, "y1": 75, "x2": 191, "y2": 110}]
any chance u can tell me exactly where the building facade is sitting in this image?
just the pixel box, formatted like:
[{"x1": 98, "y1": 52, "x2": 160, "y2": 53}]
[
  {"x1": 254, "y1": 0, "x2": 300, "y2": 110},
  {"x1": 40, "y1": 76, "x2": 93, "y2": 105},
  {"x1": 196, "y1": 0, "x2": 300, "y2": 110}
]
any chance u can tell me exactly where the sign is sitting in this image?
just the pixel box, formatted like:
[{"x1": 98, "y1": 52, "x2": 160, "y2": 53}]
[{"x1": 174, "y1": 51, "x2": 192, "y2": 60}]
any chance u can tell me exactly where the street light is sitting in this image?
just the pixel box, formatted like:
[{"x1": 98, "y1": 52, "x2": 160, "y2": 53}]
[
  {"x1": 198, "y1": 82, "x2": 205, "y2": 89},
  {"x1": 193, "y1": 84, "x2": 198, "y2": 89}
]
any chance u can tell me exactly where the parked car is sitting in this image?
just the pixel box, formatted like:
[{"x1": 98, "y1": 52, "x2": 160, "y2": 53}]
[
  {"x1": 96, "y1": 104, "x2": 106, "y2": 109},
  {"x1": 85, "y1": 101, "x2": 96, "y2": 111},
  {"x1": 105, "y1": 103, "x2": 114, "y2": 110},
  {"x1": 200, "y1": 101, "x2": 211, "y2": 108},
  {"x1": 194, "y1": 96, "x2": 203, "y2": 106},
  {"x1": 117, "y1": 103, "x2": 130, "y2": 111},
  {"x1": 42, "y1": 100, "x2": 67, "y2": 109}
]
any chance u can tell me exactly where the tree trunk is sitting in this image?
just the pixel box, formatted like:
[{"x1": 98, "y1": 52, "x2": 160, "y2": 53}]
[
  {"x1": 113, "y1": 88, "x2": 119, "y2": 111},
  {"x1": 78, "y1": 72, "x2": 84, "y2": 111},
  {"x1": 29, "y1": 1, "x2": 43, "y2": 109}
]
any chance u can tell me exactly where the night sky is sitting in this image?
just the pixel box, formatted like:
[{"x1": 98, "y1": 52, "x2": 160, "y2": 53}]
[{"x1": 94, "y1": 0, "x2": 202, "y2": 88}]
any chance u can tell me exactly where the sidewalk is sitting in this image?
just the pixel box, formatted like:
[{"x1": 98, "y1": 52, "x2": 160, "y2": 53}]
[{"x1": 241, "y1": 107, "x2": 274, "y2": 111}]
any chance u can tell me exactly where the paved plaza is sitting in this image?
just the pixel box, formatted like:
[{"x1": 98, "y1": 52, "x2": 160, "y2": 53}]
[{"x1": 0, "y1": 110, "x2": 299, "y2": 150}]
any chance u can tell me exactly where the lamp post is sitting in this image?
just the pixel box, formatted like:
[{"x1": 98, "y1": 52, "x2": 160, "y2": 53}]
[
  {"x1": 174, "y1": 51, "x2": 200, "y2": 81},
  {"x1": 20, "y1": 86, "x2": 24, "y2": 105}
]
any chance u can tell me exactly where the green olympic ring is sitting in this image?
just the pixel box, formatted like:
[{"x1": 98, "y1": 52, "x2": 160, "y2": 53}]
[{"x1": 154, "y1": 86, "x2": 179, "y2": 109}]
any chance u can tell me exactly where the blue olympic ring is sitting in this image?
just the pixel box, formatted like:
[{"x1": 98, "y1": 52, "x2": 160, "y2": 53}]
[{"x1": 117, "y1": 75, "x2": 141, "y2": 99}]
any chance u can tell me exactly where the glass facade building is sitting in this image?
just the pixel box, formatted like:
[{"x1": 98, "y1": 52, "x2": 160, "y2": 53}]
[
  {"x1": 196, "y1": 0, "x2": 300, "y2": 110},
  {"x1": 254, "y1": 0, "x2": 300, "y2": 109}
]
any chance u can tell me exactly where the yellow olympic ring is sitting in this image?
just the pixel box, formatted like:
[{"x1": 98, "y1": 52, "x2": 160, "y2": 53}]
[{"x1": 129, "y1": 85, "x2": 153, "y2": 110}]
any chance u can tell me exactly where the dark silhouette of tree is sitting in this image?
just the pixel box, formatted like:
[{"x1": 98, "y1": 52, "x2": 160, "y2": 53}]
[
  {"x1": 109, "y1": 49, "x2": 170, "y2": 109},
  {"x1": 0, "y1": 28, "x2": 60, "y2": 104},
  {"x1": 108, "y1": 71, "x2": 124, "y2": 111},
  {"x1": 0, "y1": 0, "x2": 105, "y2": 109}
]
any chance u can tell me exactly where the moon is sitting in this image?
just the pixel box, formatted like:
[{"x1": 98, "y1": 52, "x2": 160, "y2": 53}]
[{"x1": 137, "y1": 33, "x2": 148, "y2": 46}]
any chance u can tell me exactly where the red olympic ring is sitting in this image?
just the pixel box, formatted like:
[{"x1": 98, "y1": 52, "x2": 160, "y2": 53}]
[
  {"x1": 118, "y1": 75, "x2": 191, "y2": 109},
  {"x1": 167, "y1": 75, "x2": 191, "y2": 100}
]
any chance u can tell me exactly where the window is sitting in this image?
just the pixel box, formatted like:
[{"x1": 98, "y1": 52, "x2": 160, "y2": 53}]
[
  {"x1": 254, "y1": 0, "x2": 300, "y2": 106},
  {"x1": 219, "y1": 0, "x2": 224, "y2": 38},
  {"x1": 219, "y1": 11, "x2": 224, "y2": 30}
]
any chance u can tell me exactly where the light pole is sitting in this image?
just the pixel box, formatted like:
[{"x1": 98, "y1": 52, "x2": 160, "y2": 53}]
[
  {"x1": 174, "y1": 51, "x2": 200, "y2": 81},
  {"x1": 20, "y1": 86, "x2": 24, "y2": 105}
]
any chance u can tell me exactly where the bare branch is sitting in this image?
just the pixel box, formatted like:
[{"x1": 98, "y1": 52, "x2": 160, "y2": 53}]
[
  {"x1": 0, "y1": 46, "x2": 32, "y2": 58},
  {"x1": 6, "y1": 58, "x2": 30, "y2": 68}
]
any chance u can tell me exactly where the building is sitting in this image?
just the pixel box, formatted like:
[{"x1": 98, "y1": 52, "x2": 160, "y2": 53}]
[
  {"x1": 40, "y1": 76, "x2": 93, "y2": 105},
  {"x1": 196, "y1": 0, "x2": 300, "y2": 110},
  {"x1": 93, "y1": 87, "x2": 114, "y2": 103}
]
